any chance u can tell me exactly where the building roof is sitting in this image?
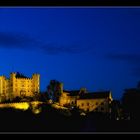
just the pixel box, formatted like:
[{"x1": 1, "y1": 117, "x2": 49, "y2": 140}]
[
  {"x1": 63, "y1": 90, "x2": 80, "y2": 96},
  {"x1": 15, "y1": 72, "x2": 29, "y2": 78},
  {"x1": 78, "y1": 91, "x2": 111, "y2": 99}
]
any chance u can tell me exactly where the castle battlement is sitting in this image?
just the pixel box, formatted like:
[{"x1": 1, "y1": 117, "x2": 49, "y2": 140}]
[
  {"x1": 15, "y1": 77, "x2": 32, "y2": 80},
  {"x1": 0, "y1": 72, "x2": 40, "y2": 102}
]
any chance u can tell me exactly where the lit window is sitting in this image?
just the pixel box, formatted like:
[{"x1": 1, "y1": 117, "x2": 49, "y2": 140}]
[{"x1": 101, "y1": 102, "x2": 104, "y2": 105}]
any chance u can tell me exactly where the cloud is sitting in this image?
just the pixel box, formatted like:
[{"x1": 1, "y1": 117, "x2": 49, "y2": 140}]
[
  {"x1": 0, "y1": 32, "x2": 34, "y2": 49},
  {"x1": 0, "y1": 31, "x2": 93, "y2": 55},
  {"x1": 40, "y1": 43, "x2": 92, "y2": 55}
]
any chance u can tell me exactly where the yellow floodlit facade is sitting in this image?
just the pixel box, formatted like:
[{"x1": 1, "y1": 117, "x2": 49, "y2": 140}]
[
  {"x1": 59, "y1": 92, "x2": 78, "y2": 106},
  {"x1": 0, "y1": 72, "x2": 40, "y2": 101},
  {"x1": 59, "y1": 91, "x2": 71, "y2": 106},
  {"x1": 0, "y1": 76, "x2": 10, "y2": 101},
  {"x1": 59, "y1": 88, "x2": 86, "y2": 107},
  {"x1": 77, "y1": 91, "x2": 113, "y2": 112},
  {"x1": 59, "y1": 90, "x2": 113, "y2": 113}
]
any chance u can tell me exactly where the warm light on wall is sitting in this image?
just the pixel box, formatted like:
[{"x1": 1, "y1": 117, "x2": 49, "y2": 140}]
[
  {"x1": 13, "y1": 103, "x2": 30, "y2": 110},
  {"x1": 0, "y1": 72, "x2": 40, "y2": 101},
  {"x1": 0, "y1": 102, "x2": 30, "y2": 111},
  {"x1": 0, "y1": 101, "x2": 43, "y2": 112},
  {"x1": 32, "y1": 108, "x2": 42, "y2": 114},
  {"x1": 52, "y1": 102, "x2": 68, "y2": 110}
]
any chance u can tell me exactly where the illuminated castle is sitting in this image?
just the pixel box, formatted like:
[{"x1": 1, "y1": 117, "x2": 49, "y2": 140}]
[
  {"x1": 0, "y1": 72, "x2": 40, "y2": 102},
  {"x1": 59, "y1": 86, "x2": 113, "y2": 113}
]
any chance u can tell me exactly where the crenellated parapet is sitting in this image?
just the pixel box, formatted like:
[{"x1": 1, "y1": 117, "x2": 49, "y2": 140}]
[{"x1": 0, "y1": 72, "x2": 40, "y2": 102}]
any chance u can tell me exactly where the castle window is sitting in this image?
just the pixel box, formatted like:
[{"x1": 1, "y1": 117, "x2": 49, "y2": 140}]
[
  {"x1": 87, "y1": 102, "x2": 89, "y2": 106},
  {"x1": 96, "y1": 102, "x2": 98, "y2": 105},
  {"x1": 81, "y1": 103, "x2": 84, "y2": 107}
]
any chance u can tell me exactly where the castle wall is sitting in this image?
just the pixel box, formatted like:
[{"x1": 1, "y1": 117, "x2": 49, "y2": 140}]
[
  {"x1": 0, "y1": 72, "x2": 40, "y2": 101},
  {"x1": 77, "y1": 98, "x2": 110, "y2": 113},
  {"x1": 0, "y1": 101, "x2": 43, "y2": 110}
]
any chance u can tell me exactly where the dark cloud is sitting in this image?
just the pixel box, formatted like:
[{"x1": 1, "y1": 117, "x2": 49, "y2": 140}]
[
  {"x1": 39, "y1": 43, "x2": 93, "y2": 55},
  {"x1": 0, "y1": 31, "x2": 93, "y2": 55},
  {"x1": 41, "y1": 44, "x2": 90, "y2": 55},
  {"x1": 0, "y1": 32, "x2": 34, "y2": 48}
]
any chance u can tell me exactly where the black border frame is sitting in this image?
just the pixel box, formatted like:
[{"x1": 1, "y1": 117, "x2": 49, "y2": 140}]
[{"x1": 0, "y1": 0, "x2": 140, "y2": 6}]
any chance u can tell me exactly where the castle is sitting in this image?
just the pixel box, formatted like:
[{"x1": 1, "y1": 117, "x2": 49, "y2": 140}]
[
  {"x1": 0, "y1": 72, "x2": 113, "y2": 113},
  {"x1": 0, "y1": 72, "x2": 40, "y2": 102},
  {"x1": 59, "y1": 89, "x2": 113, "y2": 113}
]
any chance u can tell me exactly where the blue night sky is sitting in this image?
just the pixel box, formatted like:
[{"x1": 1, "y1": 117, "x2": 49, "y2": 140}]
[{"x1": 0, "y1": 7, "x2": 140, "y2": 99}]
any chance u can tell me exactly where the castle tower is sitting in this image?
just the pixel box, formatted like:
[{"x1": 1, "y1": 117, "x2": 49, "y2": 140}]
[
  {"x1": 9, "y1": 72, "x2": 17, "y2": 99},
  {"x1": 32, "y1": 74, "x2": 40, "y2": 95},
  {"x1": 0, "y1": 76, "x2": 7, "y2": 102},
  {"x1": 59, "y1": 82, "x2": 63, "y2": 93},
  {"x1": 0, "y1": 72, "x2": 40, "y2": 102}
]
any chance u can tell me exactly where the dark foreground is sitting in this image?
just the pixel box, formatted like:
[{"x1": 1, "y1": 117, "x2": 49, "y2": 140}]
[{"x1": 0, "y1": 105, "x2": 139, "y2": 133}]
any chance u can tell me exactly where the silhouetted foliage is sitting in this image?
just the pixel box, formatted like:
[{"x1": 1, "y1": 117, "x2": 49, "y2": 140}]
[
  {"x1": 46, "y1": 80, "x2": 62, "y2": 102},
  {"x1": 110, "y1": 100, "x2": 123, "y2": 120},
  {"x1": 38, "y1": 93, "x2": 48, "y2": 102},
  {"x1": 122, "y1": 88, "x2": 140, "y2": 120}
]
